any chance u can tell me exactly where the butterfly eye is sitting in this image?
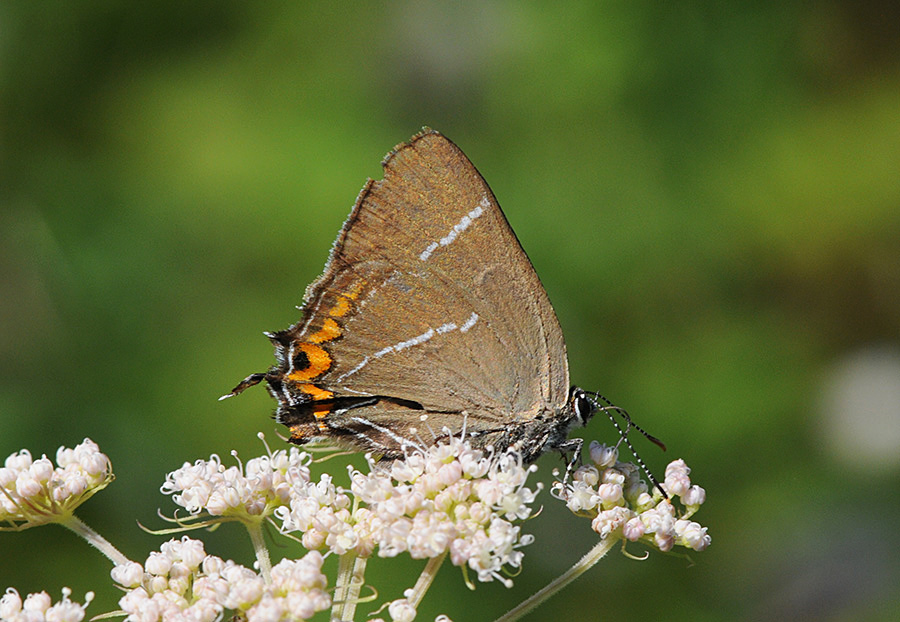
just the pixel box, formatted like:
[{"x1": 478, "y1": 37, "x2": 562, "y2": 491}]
[{"x1": 572, "y1": 390, "x2": 596, "y2": 426}]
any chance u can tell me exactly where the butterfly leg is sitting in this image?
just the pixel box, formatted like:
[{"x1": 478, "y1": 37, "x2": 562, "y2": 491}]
[{"x1": 557, "y1": 436, "x2": 584, "y2": 487}]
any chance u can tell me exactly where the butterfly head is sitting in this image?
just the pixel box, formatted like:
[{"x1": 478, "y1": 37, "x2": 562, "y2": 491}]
[{"x1": 569, "y1": 386, "x2": 599, "y2": 429}]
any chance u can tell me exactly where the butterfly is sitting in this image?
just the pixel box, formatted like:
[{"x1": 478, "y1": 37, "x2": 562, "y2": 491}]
[{"x1": 223, "y1": 129, "x2": 659, "y2": 469}]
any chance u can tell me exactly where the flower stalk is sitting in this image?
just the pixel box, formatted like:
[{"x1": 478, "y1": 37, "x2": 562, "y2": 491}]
[
  {"x1": 494, "y1": 535, "x2": 617, "y2": 622},
  {"x1": 332, "y1": 552, "x2": 367, "y2": 622},
  {"x1": 244, "y1": 520, "x2": 272, "y2": 584},
  {"x1": 60, "y1": 514, "x2": 131, "y2": 567}
]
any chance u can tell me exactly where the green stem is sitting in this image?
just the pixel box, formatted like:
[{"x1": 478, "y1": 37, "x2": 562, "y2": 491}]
[
  {"x1": 494, "y1": 536, "x2": 618, "y2": 622},
  {"x1": 246, "y1": 522, "x2": 272, "y2": 584},
  {"x1": 408, "y1": 552, "x2": 446, "y2": 609},
  {"x1": 60, "y1": 514, "x2": 131, "y2": 567},
  {"x1": 345, "y1": 555, "x2": 368, "y2": 617},
  {"x1": 333, "y1": 553, "x2": 367, "y2": 622}
]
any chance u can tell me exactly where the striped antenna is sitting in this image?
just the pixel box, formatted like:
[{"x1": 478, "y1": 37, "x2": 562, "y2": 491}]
[{"x1": 587, "y1": 392, "x2": 668, "y2": 498}]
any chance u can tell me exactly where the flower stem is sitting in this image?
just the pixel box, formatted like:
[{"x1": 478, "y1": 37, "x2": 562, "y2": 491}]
[
  {"x1": 60, "y1": 514, "x2": 131, "y2": 567},
  {"x1": 333, "y1": 553, "x2": 367, "y2": 622},
  {"x1": 246, "y1": 522, "x2": 272, "y2": 584},
  {"x1": 494, "y1": 536, "x2": 618, "y2": 622},
  {"x1": 408, "y1": 552, "x2": 446, "y2": 609}
]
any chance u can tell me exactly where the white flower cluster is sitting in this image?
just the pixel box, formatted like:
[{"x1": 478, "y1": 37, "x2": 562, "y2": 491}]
[
  {"x1": 0, "y1": 439, "x2": 112, "y2": 530},
  {"x1": 367, "y1": 599, "x2": 453, "y2": 622},
  {"x1": 273, "y1": 473, "x2": 362, "y2": 554},
  {"x1": 0, "y1": 588, "x2": 93, "y2": 622},
  {"x1": 159, "y1": 444, "x2": 311, "y2": 521},
  {"x1": 276, "y1": 438, "x2": 541, "y2": 586},
  {"x1": 558, "y1": 442, "x2": 710, "y2": 552},
  {"x1": 113, "y1": 536, "x2": 330, "y2": 622}
]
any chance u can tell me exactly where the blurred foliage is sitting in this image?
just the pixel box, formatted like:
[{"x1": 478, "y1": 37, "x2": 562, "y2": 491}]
[{"x1": 2, "y1": 2, "x2": 900, "y2": 621}]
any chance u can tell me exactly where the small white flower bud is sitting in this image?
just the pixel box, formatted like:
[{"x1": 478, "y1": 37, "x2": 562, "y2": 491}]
[
  {"x1": 111, "y1": 561, "x2": 145, "y2": 588},
  {"x1": 589, "y1": 442, "x2": 618, "y2": 468}
]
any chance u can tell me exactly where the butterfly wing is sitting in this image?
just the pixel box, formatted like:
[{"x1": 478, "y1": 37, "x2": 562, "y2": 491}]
[{"x1": 264, "y1": 130, "x2": 570, "y2": 452}]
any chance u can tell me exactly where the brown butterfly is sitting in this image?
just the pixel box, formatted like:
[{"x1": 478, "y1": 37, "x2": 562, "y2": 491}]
[{"x1": 224, "y1": 129, "x2": 658, "y2": 468}]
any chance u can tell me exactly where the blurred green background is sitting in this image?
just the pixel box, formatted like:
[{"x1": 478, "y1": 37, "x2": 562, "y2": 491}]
[{"x1": 2, "y1": 2, "x2": 899, "y2": 620}]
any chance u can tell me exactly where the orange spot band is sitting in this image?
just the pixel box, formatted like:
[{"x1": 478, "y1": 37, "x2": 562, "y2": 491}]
[
  {"x1": 287, "y1": 343, "x2": 332, "y2": 382},
  {"x1": 299, "y1": 383, "x2": 334, "y2": 403},
  {"x1": 329, "y1": 296, "x2": 353, "y2": 318},
  {"x1": 309, "y1": 318, "x2": 342, "y2": 344}
]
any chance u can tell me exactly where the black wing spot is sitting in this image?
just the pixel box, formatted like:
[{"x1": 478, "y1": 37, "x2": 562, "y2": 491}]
[{"x1": 292, "y1": 348, "x2": 310, "y2": 372}]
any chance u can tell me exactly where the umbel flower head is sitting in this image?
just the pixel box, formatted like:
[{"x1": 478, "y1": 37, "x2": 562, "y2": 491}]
[
  {"x1": 0, "y1": 432, "x2": 710, "y2": 622},
  {"x1": 0, "y1": 439, "x2": 113, "y2": 531},
  {"x1": 159, "y1": 440, "x2": 312, "y2": 526},
  {"x1": 113, "y1": 536, "x2": 330, "y2": 622},
  {"x1": 497, "y1": 443, "x2": 712, "y2": 621},
  {"x1": 556, "y1": 441, "x2": 711, "y2": 553},
  {"x1": 0, "y1": 587, "x2": 94, "y2": 622},
  {"x1": 275, "y1": 436, "x2": 542, "y2": 587}
]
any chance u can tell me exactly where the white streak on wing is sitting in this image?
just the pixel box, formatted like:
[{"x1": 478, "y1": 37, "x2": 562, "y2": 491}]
[
  {"x1": 336, "y1": 315, "x2": 475, "y2": 383},
  {"x1": 336, "y1": 327, "x2": 437, "y2": 383},
  {"x1": 439, "y1": 215, "x2": 469, "y2": 247},
  {"x1": 341, "y1": 387, "x2": 369, "y2": 395},
  {"x1": 393, "y1": 328, "x2": 435, "y2": 352},
  {"x1": 351, "y1": 415, "x2": 419, "y2": 449},
  {"x1": 335, "y1": 356, "x2": 371, "y2": 383},
  {"x1": 419, "y1": 197, "x2": 488, "y2": 261},
  {"x1": 351, "y1": 429, "x2": 386, "y2": 451},
  {"x1": 287, "y1": 343, "x2": 297, "y2": 373},
  {"x1": 281, "y1": 383, "x2": 296, "y2": 406},
  {"x1": 436, "y1": 322, "x2": 457, "y2": 334},
  {"x1": 460, "y1": 312, "x2": 479, "y2": 333},
  {"x1": 419, "y1": 242, "x2": 439, "y2": 262}
]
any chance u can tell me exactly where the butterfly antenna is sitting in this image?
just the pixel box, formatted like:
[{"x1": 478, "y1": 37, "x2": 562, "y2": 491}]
[
  {"x1": 589, "y1": 392, "x2": 667, "y2": 450},
  {"x1": 588, "y1": 392, "x2": 668, "y2": 498}
]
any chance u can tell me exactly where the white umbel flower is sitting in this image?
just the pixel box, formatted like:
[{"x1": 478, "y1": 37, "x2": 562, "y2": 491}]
[
  {"x1": 115, "y1": 536, "x2": 330, "y2": 622},
  {"x1": 275, "y1": 437, "x2": 541, "y2": 587},
  {"x1": 0, "y1": 439, "x2": 112, "y2": 530},
  {"x1": 0, "y1": 588, "x2": 93, "y2": 622},
  {"x1": 159, "y1": 446, "x2": 311, "y2": 522},
  {"x1": 555, "y1": 442, "x2": 711, "y2": 553}
]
